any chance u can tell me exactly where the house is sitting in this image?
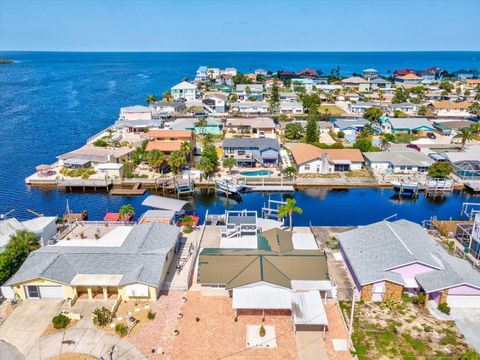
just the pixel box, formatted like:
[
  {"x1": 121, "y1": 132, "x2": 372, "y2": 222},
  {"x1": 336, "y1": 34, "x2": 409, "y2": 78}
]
[
  {"x1": 341, "y1": 76, "x2": 370, "y2": 91},
  {"x1": 453, "y1": 70, "x2": 477, "y2": 80},
  {"x1": 146, "y1": 129, "x2": 195, "y2": 155},
  {"x1": 195, "y1": 66, "x2": 209, "y2": 83},
  {"x1": 279, "y1": 92, "x2": 298, "y2": 101},
  {"x1": 2, "y1": 222, "x2": 181, "y2": 301},
  {"x1": 279, "y1": 101, "x2": 304, "y2": 115},
  {"x1": 151, "y1": 101, "x2": 186, "y2": 114},
  {"x1": 230, "y1": 101, "x2": 269, "y2": 115},
  {"x1": 278, "y1": 70, "x2": 297, "y2": 80},
  {"x1": 254, "y1": 68, "x2": 268, "y2": 77},
  {"x1": 383, "y1": 117, "x2": 434, "y2": 134},
  {"x1": 362, "y1": 68, "x2": 379, "y2": 80},
  {"x1": 297, "y1": 69, "x2": 318, "y2": 78},
  {"x1": 171, "y1": 81, "x2": 197, "y2": 101},
  {"x1": 222, "y1": 138, "x2": 280, "y2": 165},
  {"x1": 0, "y1": 217, "x2": 57, "y2": 253},
  {"x1": 119, "y1": 105, "x2": 152, "y2": 121},
  {"x1": 418, "y1": 67, "x2": 443, "y2": 81},
  {"x1": 442, "y1": 145, "x2": 480, "y2": 180},
  {"x1": 197, "y1": 214, "x2": 333, "y2": 328},
  {"x1": 290, "y1": 144, "x2": 364, "y2": 173},
  {"x1": 170, "y1": 117, "x2": 222, "y2": 135},
  {"x1": 202, "y1": 92, "x2": 229, "y2": 113},
  {"x1": 339, "y1": 219, "x2": 480, "y2": 308},
  {"x1": 465, "y1": 79, "x2": 480, "y2": 89},
  {"x1": 369, "y1": 77, "x2": 393, "y2": 91},
  {"x1": 331, "y1": 118, "x2": 371, "y2": 135},
  {"x1": 363, "y1": 150, "x2": 434, "y2": 174},
  {"x1": 348, "y1": 102, "x2": 382, "y2": 114},
  {"x1": 236, "y1": 84, "x2": 264, "y2": 100},
  {"x1": 388, "y1": 102, "x2": 418, "y2": 115},
  {"x1": 433, "y1": 120, "x2": 474, "y2": 136},
  {"x1": 429, "y1": 100, "x2": 473, "y2": 117},
  {"x1": 95, "y1": 163, "x2": 123, "y2": 179},
  {"x1": 57, "y1": 144, "x2": 133, "y2": 167},
  {"x1": 394, "y1": 68, "x2": 416, "y2": 77},
  {"x1": 394, "y1": 74, "x2": 423, "y2": 87},
  {"x1": 225, "y1": 118, "x2": 276, "y2": 138}
]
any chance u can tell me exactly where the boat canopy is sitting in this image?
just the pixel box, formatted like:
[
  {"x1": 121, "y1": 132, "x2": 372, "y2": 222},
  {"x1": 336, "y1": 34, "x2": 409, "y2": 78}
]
[{"x1": 142, "y1": 195, "x2": 189, "y2": 212}]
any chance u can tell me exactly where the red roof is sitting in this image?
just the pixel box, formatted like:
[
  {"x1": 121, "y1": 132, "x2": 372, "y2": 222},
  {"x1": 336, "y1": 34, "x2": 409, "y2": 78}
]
[
  {"x1": 145, "y1": 141, "x2": 182, "y2": 153},
  {"x1": 103, "y1": 212, "x2": 132, "y2": 221},
  {"x1": 394, "y1": 68, "x2": 416, "y2": 76},
  {"x1": 148, "y1": 130, "x2": 192, "y2": 139}
]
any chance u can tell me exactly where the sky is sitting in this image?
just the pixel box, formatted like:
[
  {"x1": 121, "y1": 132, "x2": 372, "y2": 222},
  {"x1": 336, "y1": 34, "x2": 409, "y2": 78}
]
[{"x1": 1, "y1": 0, "x2": 480, "y2": 52}]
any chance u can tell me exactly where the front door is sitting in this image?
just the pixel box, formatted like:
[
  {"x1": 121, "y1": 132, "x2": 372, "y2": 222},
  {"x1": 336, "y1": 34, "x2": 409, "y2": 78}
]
[{"x1": 26, "y1": 285, "x2": 40, "y2": 299}]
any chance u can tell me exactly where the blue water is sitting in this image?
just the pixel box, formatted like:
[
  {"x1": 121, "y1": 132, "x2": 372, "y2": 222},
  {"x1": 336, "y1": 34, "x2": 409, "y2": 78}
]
[
  {"x1": 0, "y1": 51, "x2": 479, "y2": 224},
  {"x1": 239, "y1": 170, "x2": 274, "y2": 176}
]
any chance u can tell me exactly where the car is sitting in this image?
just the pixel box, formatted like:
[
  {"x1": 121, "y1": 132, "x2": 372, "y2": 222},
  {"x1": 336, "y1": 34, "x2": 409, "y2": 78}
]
[
  {"x1": 407, "y1": 144, "x2": 421, "y2": 152},
  {"x1": 426, "y1": 132, "x2": 437, "y2": 139}
]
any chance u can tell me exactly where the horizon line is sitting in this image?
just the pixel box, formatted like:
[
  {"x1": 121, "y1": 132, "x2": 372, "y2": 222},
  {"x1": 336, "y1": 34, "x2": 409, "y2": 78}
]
[{"x1": 2, "y1": 50, "x2": 480, "y2": 54}]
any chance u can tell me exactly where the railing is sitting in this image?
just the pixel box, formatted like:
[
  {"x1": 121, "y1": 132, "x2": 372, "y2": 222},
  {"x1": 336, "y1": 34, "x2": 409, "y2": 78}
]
[
  {"x1": 76, "y1": 220, "x2": 137, "y2": 226},
  {"x1": 86, "y1": 125, "x2": 115, "y2": 143}
]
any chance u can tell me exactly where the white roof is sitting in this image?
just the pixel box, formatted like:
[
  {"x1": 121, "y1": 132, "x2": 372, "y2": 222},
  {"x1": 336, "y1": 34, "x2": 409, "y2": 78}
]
[
  {"x1": 96, "y1": 163, "x2": 123, "y2": 170},
  {"x1": 256, "y1": 218, "x2": 284, "y2": 231},
  {"x1": 21, "y1": 217, "x2": 56, "y2": 233},
  {"x1": 172, "y1": 81, "x2": 197, "y2": 90},
  {"x1": 220, "y1": 235, "x2": 258, "y2": 249},
  {"x1": 232, "y1": 282, "x2": 292, "y2": 309},
  {"x1": 291, "y1": 280, "x2": 336, "y2": 291},
  {"x1": 55, "y1": 226, "x2": 133, "y2": 247},
  {"x1": 292, "y1": 233, "x2": 318, "y2": 250},
  {"x1": 291, "y1": 291, "x2": 328, "y2": 325},
  {"x1": 445, "y1": 145, "x2": 480, "y2": 163},
  {"x1": 0, "y1": 218, "x2": 25, "y2": 251},
  {"x1": 71, "y1": 274, "x2": 123, "y2": 286},
  {"x1": 142, "y1": 195, "x2": 188, "y2": 212}
]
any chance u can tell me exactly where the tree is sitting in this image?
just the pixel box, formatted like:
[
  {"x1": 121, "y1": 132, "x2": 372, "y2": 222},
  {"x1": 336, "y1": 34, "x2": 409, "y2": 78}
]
[
  {"x1": 428, "y1": 162, "x2": 453, "y2": 178},
  {"x1": 301, "y1": 93, "x2": 321, "y2": 113},
  {"x1": 119, "y1": 204, "x2": 135, "y2": 219},
  {"x1": 146, "y1": 94, "x2": 158, "y2": 104},
  {"x1": 195, "y1": 117, "x2": 208, "y2": 135},
  {"x1": 147, "y1": 149, "x2": 165, "y2": 170},
  {"x1": 354, "y1": 136, "x2": 374, "y2": 152},
  {"x1": 453, "y1": 128, "x2": 475, "y2": 150},
  {"x1": 222, "y1": 157, "x2": 236, "y2": 174},
  {"x1": 393, "y1": 110, "x2": 407, "y2": 118},
  {"x1": 305, "y1": 113, "x2": 319, "y2": 144},
  {"x1": 0, "y1": 230, "x2": 39, "y2": 284},
  {"x1": 93, "y1": 139, "x2": 108, "y2": 147},
  {"x1": 283, "y1": 166, "x2": 298, "y2": 177},
  {"x1": 201, "y1": 133, "x2": 214, "y2": 147},
  {"x1": 284, "y1": 123, "x2": 304, "y2": 140},
  {"x1": 278, "y1": 198, "x2": 303, "y2": 231},
  {"x1": 162, "y1": 91, "x2": 173, "y2": 102},
  {"x1": 380, "y1": 133, "x2": 395, "y2": 151},
  {"x1": 318, "y1": 109, "x2": 332, "y2": 121},
  {"x1": 391, "y1": 87, "x2": 410, "y2": 104},
  {"x1": 469, "y1": 102, "x2": 480, "y2": 118},
  {"x1": 180, "y1": 141, "x2": 192, "y2": 165},
  {"x1": 168, "y1": 150, "x2": 186, "y2": 174},
  {"x1": 439, "y1": 80, "x2": 454, "y2": 93},
  {"x1": 418, "y1": 105, "x2": 428, "y2": 116},
  {"x1": 470, "y1": 121, "x2": 480, "y2": 136},
  {"x1": 363, "y1": 107, "x2": 383, "y2": 123},
  {"x1": 198, "y1": 144, "x2": 218, "y2": 178}
]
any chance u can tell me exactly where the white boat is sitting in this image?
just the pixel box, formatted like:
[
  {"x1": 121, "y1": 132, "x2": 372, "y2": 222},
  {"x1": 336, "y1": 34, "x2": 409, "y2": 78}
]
[
  {"x1": 391, "y1": 179, "x2": 419, "y2": 193},
  {"x1": 215, "y1": 176, "x2": 242, "y2": 195}
]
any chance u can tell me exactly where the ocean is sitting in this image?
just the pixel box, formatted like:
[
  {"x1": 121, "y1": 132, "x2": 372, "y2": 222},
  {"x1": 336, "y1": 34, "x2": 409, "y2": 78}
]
[{"x1": 0, "y1": 51, "x2": 479, "y2": 224}]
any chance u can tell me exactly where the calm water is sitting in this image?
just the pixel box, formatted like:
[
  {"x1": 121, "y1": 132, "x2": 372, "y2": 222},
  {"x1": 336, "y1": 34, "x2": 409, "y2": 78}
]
[{"x1": 0, "y1": 51, "x2": 479, "y2": 223}]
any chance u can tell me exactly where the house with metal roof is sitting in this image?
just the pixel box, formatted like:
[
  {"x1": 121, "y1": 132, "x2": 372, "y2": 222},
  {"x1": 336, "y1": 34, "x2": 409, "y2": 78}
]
[
  {"x1": 222, "y1": 138, "x2": 280, "y2": 166},
  {"x1": 383, "y1": 117, "x2": 434, "y2": 134},
  {"x1": 363, "y1": 149, "x2": 434, "y2": 174},
  {"x1": 2, "y1": 222, "x2": 181, "y2": 303},
  {"x1": 338, "y1": 220, "x2": 480, "y2": 308}
]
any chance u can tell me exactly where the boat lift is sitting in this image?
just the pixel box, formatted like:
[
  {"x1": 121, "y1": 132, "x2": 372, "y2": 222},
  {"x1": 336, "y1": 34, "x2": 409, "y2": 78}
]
[
  {"x1": 461, "y1": 202, "x2": 480, "y2": 220},
  {"x1": 261, "y1": 197, "x2": 286, "y2": 222}
]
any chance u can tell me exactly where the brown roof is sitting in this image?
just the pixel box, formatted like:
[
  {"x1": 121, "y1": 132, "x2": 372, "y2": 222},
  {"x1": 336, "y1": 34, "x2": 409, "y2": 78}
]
[
  {"x1": 145, "y1": 141, "x2": 182, "y2": 152},
  {"x1": 290, "y1": 143, "x2": 364, "y2": 165},
  {"x1": 396, "y1": 74, "x2": 423, "y2": 80},
  {"x1": 148, "y1": 130, "x2": 192, "y2": 139},
  {"x1": 341, "y1": 76, "x2": 368, "y2": 84},
  {"x1": 432, "y1": 100, "x2": 472, "y2": 110},
  {"x1": 466, "y1": 79, "x2": 480, "y2": 85}
]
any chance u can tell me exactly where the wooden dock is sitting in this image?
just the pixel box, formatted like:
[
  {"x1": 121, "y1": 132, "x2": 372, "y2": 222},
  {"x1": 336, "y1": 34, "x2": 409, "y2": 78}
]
[{"x1": 110, "y1": 183, "x2": 146, "y2": 195}]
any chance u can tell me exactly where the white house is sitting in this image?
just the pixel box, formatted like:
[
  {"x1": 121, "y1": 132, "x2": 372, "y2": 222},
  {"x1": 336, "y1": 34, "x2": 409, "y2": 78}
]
[
  {"x1": 363, "y1": 150, "x2": 434, "y2": 174},
  {"x1": 119, "y1": 105, "x2": 152, "y2": 121},
  {"x1": 171, "y1": 81, "x2": 197, "y2": 101},
  {"x1": 279, "y1": 101, "x2": 304, "y2": 115},
  {"x1": 231, "y1": 101, "x2": 269, "y2": 115}
]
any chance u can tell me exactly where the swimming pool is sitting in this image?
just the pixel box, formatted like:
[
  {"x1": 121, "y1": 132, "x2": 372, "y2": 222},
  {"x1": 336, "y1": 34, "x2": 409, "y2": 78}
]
[{"x1": 239, "y1": 170, "x2": 273, "y2": 176}]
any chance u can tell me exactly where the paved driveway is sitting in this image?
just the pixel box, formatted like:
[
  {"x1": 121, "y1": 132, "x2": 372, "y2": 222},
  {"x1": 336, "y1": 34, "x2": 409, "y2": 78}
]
[
  {"x1": 451, "y1": 308, "x2": 480, "y2": 352},
  {"x1": 0, "y1": 300, "x2": 63, "y2": 356}
]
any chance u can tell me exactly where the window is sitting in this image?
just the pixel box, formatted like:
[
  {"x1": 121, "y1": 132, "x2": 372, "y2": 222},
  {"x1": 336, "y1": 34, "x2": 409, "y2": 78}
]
[
  {"x1": 26, "y1": 285, "x2": 40, "y2": 298},
  {"x1": 373, "y1": 284, "x2": 385, "y2": 293},
  {"x1": 304, "y1": 165, "x2": 311, "y2": 171}
]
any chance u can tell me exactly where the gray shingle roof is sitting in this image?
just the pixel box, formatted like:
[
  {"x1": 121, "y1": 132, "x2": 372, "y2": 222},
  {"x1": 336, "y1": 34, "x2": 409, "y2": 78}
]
[
  {"x1": 170, "y1": 117, "x2": 222, "y2": 130},
  {"x1": 387, "y1": 117, "x2": 433, "y2": 131},
  {"x1": 222, "y1": 138, "x2": 280, "y2": 152},
  {"x1": 6, "y1": 222, "x2": 180, "y2": 287},
  {"x1": 338, "y1": 220, "x2": 480, "y2": 291},
  {"x1": 236, "y1": 84, "x2": 264, "y2": 92},
  {"x1": 333, "y1": 118, "x2": 369, "y2": 129},
  {"x1": 363, "y1": 150, "x2": 434, "y2": 167}
]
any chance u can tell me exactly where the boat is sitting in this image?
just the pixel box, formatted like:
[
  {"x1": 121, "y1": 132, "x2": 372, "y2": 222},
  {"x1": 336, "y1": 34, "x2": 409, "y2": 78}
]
[
  {"x1": 391, "y1": 179, "x2": 419, "y2": 194},
  {"x1": 214, "y1": 176, "x2": 242, "y2": 195}
]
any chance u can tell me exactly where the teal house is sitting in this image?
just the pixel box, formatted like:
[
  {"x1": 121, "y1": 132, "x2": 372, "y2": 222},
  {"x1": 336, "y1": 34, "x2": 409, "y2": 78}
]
[{"x1": 169, "y1": 117, "x2": 223, "y2": 135}]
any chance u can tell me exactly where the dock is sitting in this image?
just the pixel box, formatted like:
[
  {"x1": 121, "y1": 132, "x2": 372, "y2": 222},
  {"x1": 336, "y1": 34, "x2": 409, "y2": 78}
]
[
  {"x1": 247, "y1": 185, "x2": 295, "y2": 192},
  {"x1": 464, "y1": 181, "x2": 480, "y2": 193},
  {"x1": 110, "y1": 183, "x2": 146, "y2": 195}
]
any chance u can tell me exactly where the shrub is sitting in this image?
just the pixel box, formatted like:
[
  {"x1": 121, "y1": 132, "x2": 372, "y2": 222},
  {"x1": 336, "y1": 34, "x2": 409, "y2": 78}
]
[
  {"x1": 411, "y1": 292, "x2": 426, "y2": 305},
  {"x1": 92, "y1": 307, "x2": 112, "y2": 326},
  {"x1": 147, "y1": 310, "x2": 156, "y2": 320},
  {"x1": 183, "y1": 226, "x2": 193, "y2": 234},
  {"x1": 115, "y1": 323, "x2": 128, "y2": 337},
  {"x1": 337, "y1": 130, "x2": 345, "y2": 138},
  {"x1": 52, "y1": 314, "x2": 71, "y2": 329},
  {"x1": 438, "y1": 302, "x2": 451, "y2": 315},
  {"x1": 93, "y1": 139, "x2": 109, "y2": 147}
]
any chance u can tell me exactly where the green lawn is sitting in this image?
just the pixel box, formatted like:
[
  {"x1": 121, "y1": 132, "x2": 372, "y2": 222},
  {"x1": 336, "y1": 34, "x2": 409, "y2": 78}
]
[
  {"x1": 394, "y1": 133, "x2": 417, "y2": 144},
  {"x1": 318, "y1": 105, "x2": 345, "y2": 117}
]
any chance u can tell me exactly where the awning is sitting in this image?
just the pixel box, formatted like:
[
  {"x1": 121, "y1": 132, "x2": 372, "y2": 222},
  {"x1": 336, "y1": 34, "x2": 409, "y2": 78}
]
[
  {"x1": 71, "y1": 274, "x2": 123, "y2": 286},
  {"x1": 232, "y1": 282, "x2": 292, "y2": 310},
  {"x1": 142, "y1": 195, "x2": 189, "y2": 212},
  {"x1": 64, "y1": 158, "x2": 91, "y2": 166},
  {"x1": 291, "y1": 291, "x2": 328, "y2": 326}
]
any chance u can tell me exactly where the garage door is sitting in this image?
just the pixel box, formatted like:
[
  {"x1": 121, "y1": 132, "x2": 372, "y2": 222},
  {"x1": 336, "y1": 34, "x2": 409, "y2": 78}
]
[
  {"x1": 447, "y1": 295, "x2": 480, "y2": 308},
  {"x1": 39, "y1": 286, "x2": 64, "y2": 299}
]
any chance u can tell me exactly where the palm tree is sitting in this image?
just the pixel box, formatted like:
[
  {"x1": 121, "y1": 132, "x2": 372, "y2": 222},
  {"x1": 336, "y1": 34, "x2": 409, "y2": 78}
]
[
  {"x1": 162, "y1": 91, "x2": 174, "y2": 102},
  {"x1": 278, "y1": 198, "x2": 303, "y2": 232},
  {"x1": 10, "y1": 229, "x2": 40, "y2": 253},
  {"x1": 380, "y1": 134, "x2": 393, "y2": 151},
  {"x1": 453, "y1": 128, "x2": 475, "y2": 150},
  {"x1": 201, "y1": 133, "x2": 214, "y2": 147},
  {"x1": 469, "y1": 122, "x2": 480, "y2": 136},
  {"x1": 119, "y1": 204, "x2": 135, "y2": 219},
  {"x1": 195, "y1": 117, "x2": 208, "y2": 136},
  {"x1": 180, "y1": 141, "x2": 192, "y2": 166},
  {"x1": 168, "y1": 150, "x2": 187, "y2": 174},
  {"x1": 147, "y1": 149, "x2": 165, "y2": 171},
  {"x1": 145, "y1": 94, "x2": 158, "y2": 104}
]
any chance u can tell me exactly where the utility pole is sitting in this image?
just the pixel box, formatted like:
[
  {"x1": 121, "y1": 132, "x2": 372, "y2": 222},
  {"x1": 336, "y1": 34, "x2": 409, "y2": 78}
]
[{"x1": 348, "y1": 286, "x2": 356, "y2": 348}]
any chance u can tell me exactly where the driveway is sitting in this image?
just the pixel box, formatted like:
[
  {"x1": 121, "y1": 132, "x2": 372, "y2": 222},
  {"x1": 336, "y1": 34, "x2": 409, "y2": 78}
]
[
  {"x1": 451, "y1": 308, "x2": 480, "y2": 352},
  {"x1": 0, "y1": 300, "x2": 63, "y2": 356}
]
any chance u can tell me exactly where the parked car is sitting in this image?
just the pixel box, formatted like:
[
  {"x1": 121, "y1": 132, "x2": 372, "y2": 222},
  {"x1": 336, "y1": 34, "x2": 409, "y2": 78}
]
[
  {"x1": 426, "y1": 132, "x2": 437, "y2": 139},
  {"x1": 407, "y1": 144, "x2": 421, "y2": 152}
]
